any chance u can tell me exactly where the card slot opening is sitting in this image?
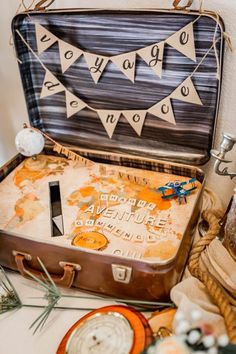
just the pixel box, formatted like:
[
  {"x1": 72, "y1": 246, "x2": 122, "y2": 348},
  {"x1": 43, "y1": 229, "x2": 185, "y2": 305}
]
[{"x1": 49, "y1": 181, "x2": 64, "y2": 237}]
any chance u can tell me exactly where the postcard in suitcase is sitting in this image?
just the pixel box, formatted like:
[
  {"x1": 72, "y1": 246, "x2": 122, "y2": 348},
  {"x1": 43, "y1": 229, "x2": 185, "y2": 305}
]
[{"x1": 0, "y1": 2, "x2": 224, "y2": 301}]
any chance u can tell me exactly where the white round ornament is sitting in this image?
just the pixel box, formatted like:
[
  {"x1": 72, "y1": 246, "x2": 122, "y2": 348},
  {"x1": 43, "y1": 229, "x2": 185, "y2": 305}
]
[{"x1": 15, "y1": 128, "x2": 45, "y2": 157}]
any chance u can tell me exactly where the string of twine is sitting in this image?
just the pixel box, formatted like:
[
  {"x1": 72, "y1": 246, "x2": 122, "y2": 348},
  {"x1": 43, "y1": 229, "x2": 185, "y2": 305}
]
[{"x1": 188, "y1": 209, "x2": 236, "y2": 343}]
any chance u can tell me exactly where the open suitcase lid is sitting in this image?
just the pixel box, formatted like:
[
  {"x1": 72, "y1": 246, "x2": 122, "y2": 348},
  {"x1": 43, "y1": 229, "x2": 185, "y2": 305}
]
[{"x1": 12, "y1": 8, "x2": 224, "y2": 165}]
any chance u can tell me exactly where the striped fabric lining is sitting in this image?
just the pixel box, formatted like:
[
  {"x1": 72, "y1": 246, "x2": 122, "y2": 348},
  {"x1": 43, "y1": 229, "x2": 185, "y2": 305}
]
[{"x1": 12, "y1": 10, "x2": 224, "y2": 166}]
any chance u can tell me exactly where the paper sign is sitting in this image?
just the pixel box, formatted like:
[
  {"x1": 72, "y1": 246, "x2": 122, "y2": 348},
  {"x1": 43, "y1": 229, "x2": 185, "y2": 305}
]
[
  {"x1": 65, "y1": 91, "x2": 87, "y2": 118},
  {"x1": 40, "y1": 71, "x2": 65, "y2": 98},
  {"x1": 84, "y1": 53, "x2": 109, "y2": 83},
  {"x1": 122, "y1": 111, "x2": 147, "y2": 136},
  {"x1": 53, "y1": 144, "x2": 62, "y2": 154},
  {"x1": 68, "y1": 151, "x2": 77, "y2": 160},
  {"x1": 171, "y1": 77, "x2": 202, "y2": 105},
  {"x1": 166, "y1": 22, "x2": 196, "y2": 62},
  {"x1": 97, "y1": 111, "x2": 121, "y2": 138},
  {"x1": 138, "y1": 42, "x2": 165, "y2": 78},
  {"x1": 148, "y1": 97, "x2": 176, "y2": 125},
  {"x1": 58, "y1": 40, "x2": 83, "y2": 73},
  {"x1": 35, "y1": 24, "x2": 58, "y2": 55},
  {"x1": 112, "y1": 52, "x2": 136, "y2": 83}
]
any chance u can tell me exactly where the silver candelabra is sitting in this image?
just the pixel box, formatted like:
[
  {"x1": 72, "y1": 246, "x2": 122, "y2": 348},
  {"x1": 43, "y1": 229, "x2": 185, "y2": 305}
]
[{"x1": 211, "y1": 133, "x2": 236, "y2": 179}]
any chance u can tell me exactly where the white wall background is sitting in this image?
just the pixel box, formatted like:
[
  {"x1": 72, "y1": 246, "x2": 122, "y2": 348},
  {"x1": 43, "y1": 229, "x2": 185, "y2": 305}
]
[{"x1": 0, "y1": 0, "x2": 235, "y2": 207}]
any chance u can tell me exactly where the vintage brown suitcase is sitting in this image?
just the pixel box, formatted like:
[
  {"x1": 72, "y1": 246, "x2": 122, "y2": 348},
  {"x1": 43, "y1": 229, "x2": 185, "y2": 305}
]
[{"x1": 0, "y1": 2, "x2": 224, "y2": 301}]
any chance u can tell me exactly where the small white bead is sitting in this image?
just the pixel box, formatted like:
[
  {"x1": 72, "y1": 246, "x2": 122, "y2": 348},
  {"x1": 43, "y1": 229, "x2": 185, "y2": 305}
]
[
  {"x1": 207, "y1": 347, "x2": 218, "y2": 354},
  {"x1": 218, "y1": 334, "x2": 229, "y2": 347},
  {"x1": 175, "y1": 311, "x2": 185, "y2": 322},
  {"x1": 202, "y1": 335, "x2": 215, "y2": 348},
  {"x1": 190, "y1": 309, "x2": 202, "y2": 322},
  {"x1": 175, "y1": 320, "x2": 190, "y2": 334},
  {"x1": 188, "y1": 330, "x2": 201, "y2": 344}
]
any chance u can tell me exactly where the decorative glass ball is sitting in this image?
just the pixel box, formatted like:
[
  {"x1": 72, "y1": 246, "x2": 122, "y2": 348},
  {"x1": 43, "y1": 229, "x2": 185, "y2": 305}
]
[{"x1": 15, "y1": 128, "x2": 45, "y2": 157}]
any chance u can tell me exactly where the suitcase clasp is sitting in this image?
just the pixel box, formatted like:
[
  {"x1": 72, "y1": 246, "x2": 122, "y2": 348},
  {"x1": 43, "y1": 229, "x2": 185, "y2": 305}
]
[{"x1": 112, "y1": 264, "x2": 132, "y2": 284}]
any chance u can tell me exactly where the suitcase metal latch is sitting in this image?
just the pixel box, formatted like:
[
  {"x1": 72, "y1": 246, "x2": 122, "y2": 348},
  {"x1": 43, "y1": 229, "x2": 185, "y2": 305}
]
[{"x1": 112, "y1": 264, "x2": 132, "y2": 284}]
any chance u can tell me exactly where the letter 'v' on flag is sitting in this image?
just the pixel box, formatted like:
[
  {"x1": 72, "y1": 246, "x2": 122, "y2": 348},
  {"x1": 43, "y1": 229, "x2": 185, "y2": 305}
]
[{"x1": 35, "y1": 24, "x2": 58, "y2": 54}]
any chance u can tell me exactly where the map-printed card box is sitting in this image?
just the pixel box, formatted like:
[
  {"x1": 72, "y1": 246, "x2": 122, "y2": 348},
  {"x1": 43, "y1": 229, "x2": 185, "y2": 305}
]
[{"x1": 0, "y1": 6, "x2": 224, "y2": 300}]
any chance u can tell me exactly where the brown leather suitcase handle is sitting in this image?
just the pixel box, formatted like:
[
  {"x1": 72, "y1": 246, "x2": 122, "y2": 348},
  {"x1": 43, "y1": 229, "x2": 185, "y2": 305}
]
[{"x1": 14, "y1": 253, "x2": 76, "y2": 288}]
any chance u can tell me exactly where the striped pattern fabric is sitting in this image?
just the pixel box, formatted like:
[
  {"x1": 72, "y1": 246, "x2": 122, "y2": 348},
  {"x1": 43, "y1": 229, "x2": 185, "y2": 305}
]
[{"x1": 13, "y1": 10, "x2": 224, "y2": 165}]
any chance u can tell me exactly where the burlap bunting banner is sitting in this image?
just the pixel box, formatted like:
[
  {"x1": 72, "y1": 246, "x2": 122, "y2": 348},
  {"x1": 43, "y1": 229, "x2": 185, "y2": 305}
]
[
  {"x1": 35, "y1": 21, "x2": 197, "y2": 83},
  {"x1": 40, "y1": 69, "x2": 202, "y2": 138},
  {"x1": 19, "y1": 26, "x2": 204, "y2": 139}
]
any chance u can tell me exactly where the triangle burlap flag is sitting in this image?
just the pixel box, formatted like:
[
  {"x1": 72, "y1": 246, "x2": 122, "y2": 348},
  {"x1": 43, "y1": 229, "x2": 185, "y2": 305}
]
[
  {"x1": 65, "y1": 91, "x2": 87, "y2": 118},
  {"x1": 35, "y1": 23, "x2": 58, "y2": 55},
  {"x1": 171, "y1": 76, "x2": 203, "y2": 105},
  {"x1": 122, "y1": 111, "x2": 147, "y2": 136},
  {"x1": 84, "y1": 53, "x2": 109, "y2": 83},
  {"x1": 40, "y1": 71, "x2": 65, "y2": 99},
  {"x1": 111, "y1": 51, "x2": 136, "y2": 83},
  {"x1": 58, "y1": 40, "x2": 83, "y2": 73},
  {"x1": 166, "y1": 22, "x2": 196, "y2": 62},
  {"x1": 97, "y1": 110, "x2": 121, "y2": 138},
  {"x1": 138, "y1": 42, "x2": 165, "y2": 78},
  {"x1": 148, "y1": 97, "x2": 176, "y2": 125}
]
